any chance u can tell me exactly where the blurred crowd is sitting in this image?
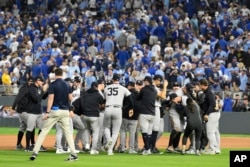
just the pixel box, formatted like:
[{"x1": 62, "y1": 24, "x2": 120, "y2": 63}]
[{"x1": 0, "y1": 0, "x2": 250, "y2": 99}]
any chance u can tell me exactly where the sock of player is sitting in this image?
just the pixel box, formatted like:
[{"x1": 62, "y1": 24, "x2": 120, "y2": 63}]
[
  {"x1": 150, "y1": 131, "x2": 158, "y2": 149},
  {"x1": 31, "y1": 129, "x2": 35, "y2": 145},
  {"x1": 26, "y1": 131, "x2": 32, "y2": 149},
  {"x1": 173, "y1": 132, "x2": 181, "y2": 148},
  {"x1": 17, "y1": 131, "x2": 24, "y2": 145},
  {"x1": 168, "y1": 130, "x2": 177, "y2": 147},
  {"x1": 142, "y1": 133, "x2": 149, "y2": 150}
]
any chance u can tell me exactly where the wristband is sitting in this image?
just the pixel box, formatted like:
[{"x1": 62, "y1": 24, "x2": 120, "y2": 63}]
[{"x1": 46, "y1": 111, "x2": 50, "y2": 114}]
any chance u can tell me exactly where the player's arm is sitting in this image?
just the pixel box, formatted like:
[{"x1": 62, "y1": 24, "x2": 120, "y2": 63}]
[
  {"x1": 125, "y1": 88, "x2": 134, "y2": 108},
  {"x1": 157, "y1": 80, "x2": 168, "y2": 99},
  {"x1": 46, "y1": 94, "x2": 54, "y2": 113},
  {"x1": 127, "y1": 94, "x2": 134, "y2": 109}
]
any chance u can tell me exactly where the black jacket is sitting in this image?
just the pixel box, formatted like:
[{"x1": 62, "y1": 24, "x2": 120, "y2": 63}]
[
  {"x1": 73, "y1": 87, "x2": 104, "y2": 117},
  {"x1": 202, "y1": 87, "x2": 216, "y2": 115},
  {"x1": 184, "y1": 102, "x2": 202, "y2": 128},
  {"x1": 12, "y1": 83, "x2": 30, "y2": 113},
  {"x1": 137, "y1": 85, "x2": 157, "y2": 115},
  {"x1": 122, "y1": 88, "x2": 140, "y2": 120},
  {"x1": 27, "y1": 84, "x2": 47, "y2": 114}
]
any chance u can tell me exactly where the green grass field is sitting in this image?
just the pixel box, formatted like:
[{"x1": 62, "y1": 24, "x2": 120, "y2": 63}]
[
  {"x1": 0, "y1": 149, "x2": 234, "y2": 167},
  {"x1": 0, "y1": 128, "x2": 249, "y2": 167}
]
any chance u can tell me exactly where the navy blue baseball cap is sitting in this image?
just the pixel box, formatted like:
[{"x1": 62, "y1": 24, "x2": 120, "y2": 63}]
[
  {"x1": 91, "y1": 82, "x2": 98, "y2": 88},
  {"x1": 97, "y1": 79, "x2": 105, "y2": 85},
  {"x1": 153, "y1": 74, "x2": 163, "y2": 81},
  {"x1": 127, "y1": 81, "x2": 135, "y2": 87},
  {"x1": 112, "y1": 73, "x2": 120, "y2": 81},
  {"x1": 170, "y1": 93, "x2": 178, "y2": 101},
  {"x1": 136, "y1": 80, "x2": 143, "y2": 85},
  {"x1": 64, "y1": 78, "x2": 73, "y2": 83},
  {"x1": 35, "y1": 76, "x2": 44, "y2": 82},
  {"x1": 74, "y1": 76, "x2": 81, "y2": 83},
  {"x1": 144, "y1": 76, "x2": 153, "y2": 84}
]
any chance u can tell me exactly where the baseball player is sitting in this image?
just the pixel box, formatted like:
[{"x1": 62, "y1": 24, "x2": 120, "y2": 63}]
[
  {"x1": 119, "y1": 81, "x2": 140, "y2": 154},
  {"x1": 199, "y1": 79, "x2": 220, "y2": 154},
  {"x1": 12, "y1": 77, "x2": 35, "y2": 150},
  {"x1": 133, "y1": 80, "x2": 144, "y2": 152},
  {"x1": 74, "y1": 82, "x2": 104, "y2": 155},
  {"x1": 71, "y1": 76, "x2": 85, "y2": 152},
  {"x1": 96, "y1": 79, "x2": 106, "y2": 151},
  {"x1": 103, "y1": 73, "x2": 133, "y2": 155},
  {"x1": 25, "y1": 76, "x2": 48, "y2": 152},
  {"x1": 137, "y1": 76, "x2": 157, "y2": 155},
  {"x1": 166, "y1": 93, "x2": 185, "y2": 153},
  {"x1": 150, "y1": 75, "x2": 167, "y2": 154}
]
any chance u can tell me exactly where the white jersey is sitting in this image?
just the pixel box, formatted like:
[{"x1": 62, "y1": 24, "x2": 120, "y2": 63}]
[
  {"x1": 72, "y1": 87, "x2": 81, "y2": 102},
  {"x1": 155, "y1": 86, "x2": 161, "y2": 107},
  {"x1": 104, "y1": 83, "x2": 131, "y2": 106}
]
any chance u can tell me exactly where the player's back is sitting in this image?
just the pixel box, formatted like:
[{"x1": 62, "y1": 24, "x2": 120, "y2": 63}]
[{"x1": 104, "y1": 83, "x2": 130, "y2": 107}]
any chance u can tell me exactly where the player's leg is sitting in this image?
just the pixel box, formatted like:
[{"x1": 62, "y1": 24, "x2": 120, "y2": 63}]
[
  {"x1": 119, "y1": 118, "x2": 127, "y2": 153},
  {"x1": 25, "y1": 114, "x2": 37, "y2": 151},
  {"x1": 72, "y1": 115, "x2": 85, "y2": 151},
  {"x1": 89, "y1": 117, "x2": 100, "y2": 154},
  {"x1": 128, "y1": 120, "x2": 138, "y2": 153},
  {"x1": 139, "y1": 114, "x2": 152, "y2": 153},
  {"x1": 82, "y1": 116, "x2": 91, "y2": 152},
  {"x1": 214, "y1": 112, "x2": 221, "y2": 154},
  {"x1": 16, "y1": 112, "x2": 27, "y2": 149},
  {"x1": 151, "y1": 107, "x2": 161, "y2": 153},
  {"x1": 107, "y1": 108, "x2": 123, "y2": 155},
  {"x1": 103, "y1": 109, "x2": 112, "y2": 145},
  {"x1": 36, "y1": 114, "x2": 47, "y2": 151},
  {"x1": 205, "y1": 112, "x2": 217, "y2": 154},
  {"x1": 97, "y1": 111, "x2": 105, "y2": 150}
]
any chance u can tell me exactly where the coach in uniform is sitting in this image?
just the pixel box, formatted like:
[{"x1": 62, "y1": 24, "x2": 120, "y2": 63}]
[
  {"x1": 30, "y1": 68, "x2": 78, "y2": 161},
  {"x1": 119, "y1": 81, "x2": 140, "y2": 154},
  {"x1": 103, "y1": 73, "x2": 133, "y2": 155},
  {"x1": 74, "y1": 81, "x2": 104, "y2": 155},
  {"x1": 71, "y1": 76, "x2": 85, "y2": 152},
  {"x1": 199, "y1": 78, "x2": 220, "y2": 154},
  {"x1": 25, "y1": 76, "x2": 48, "y2": 152},
  {"x1": 12, "y1": 77, "x2": 35, "y2": 150},
  {"x1": 137, "y1": 76, "x2": 157, "y2": 155},
  {"x1": 151, "y1": 75, "x2": 167, "y2": 154}
]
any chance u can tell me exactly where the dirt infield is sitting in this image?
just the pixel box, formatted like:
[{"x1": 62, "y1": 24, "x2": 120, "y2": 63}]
[{"x1": 1, "y1": 135, "x2": 250, "y2": 150}]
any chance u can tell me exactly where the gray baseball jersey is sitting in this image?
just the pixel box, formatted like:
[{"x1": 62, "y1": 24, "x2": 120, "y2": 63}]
[
  {"x1": 104, "y1": 84, "x2": 131, "y2": 106},
  {"x1": 103, "y1": 83, "x2": 131, "y2": 155}
]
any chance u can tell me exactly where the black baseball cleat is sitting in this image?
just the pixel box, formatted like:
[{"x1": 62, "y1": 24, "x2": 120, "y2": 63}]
[
  {"x1": 151, "y1": 147, "x2": 163, "y2": 154},
  {"x1": 39, "y1": 145, "x2": 47, "y2": 152},
  {"x1": 25, "y1": 146, "x2": 33, "y2": 152},
  {"x1": 16, "y1": 144, "x2": 24, "y2": 150},
  {"x1": 30, "y1": 153, "x2": 38, "y2": 161},
  {"x1": 65, "y1": 154, "x2": 78, "y2": 161}
]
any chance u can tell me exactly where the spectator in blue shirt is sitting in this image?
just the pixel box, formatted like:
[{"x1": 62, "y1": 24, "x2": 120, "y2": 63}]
[
  {"x1": 116, "y1": 46, "x2": 130, "y2": 70},
  {"x1": 223, "y1": 93, "x2": 233, "y2": 112}
]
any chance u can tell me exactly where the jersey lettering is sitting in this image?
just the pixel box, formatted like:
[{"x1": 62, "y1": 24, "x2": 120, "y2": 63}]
[{"x1": 107, "y1": 87, "x2": 118, "y2": 96}]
